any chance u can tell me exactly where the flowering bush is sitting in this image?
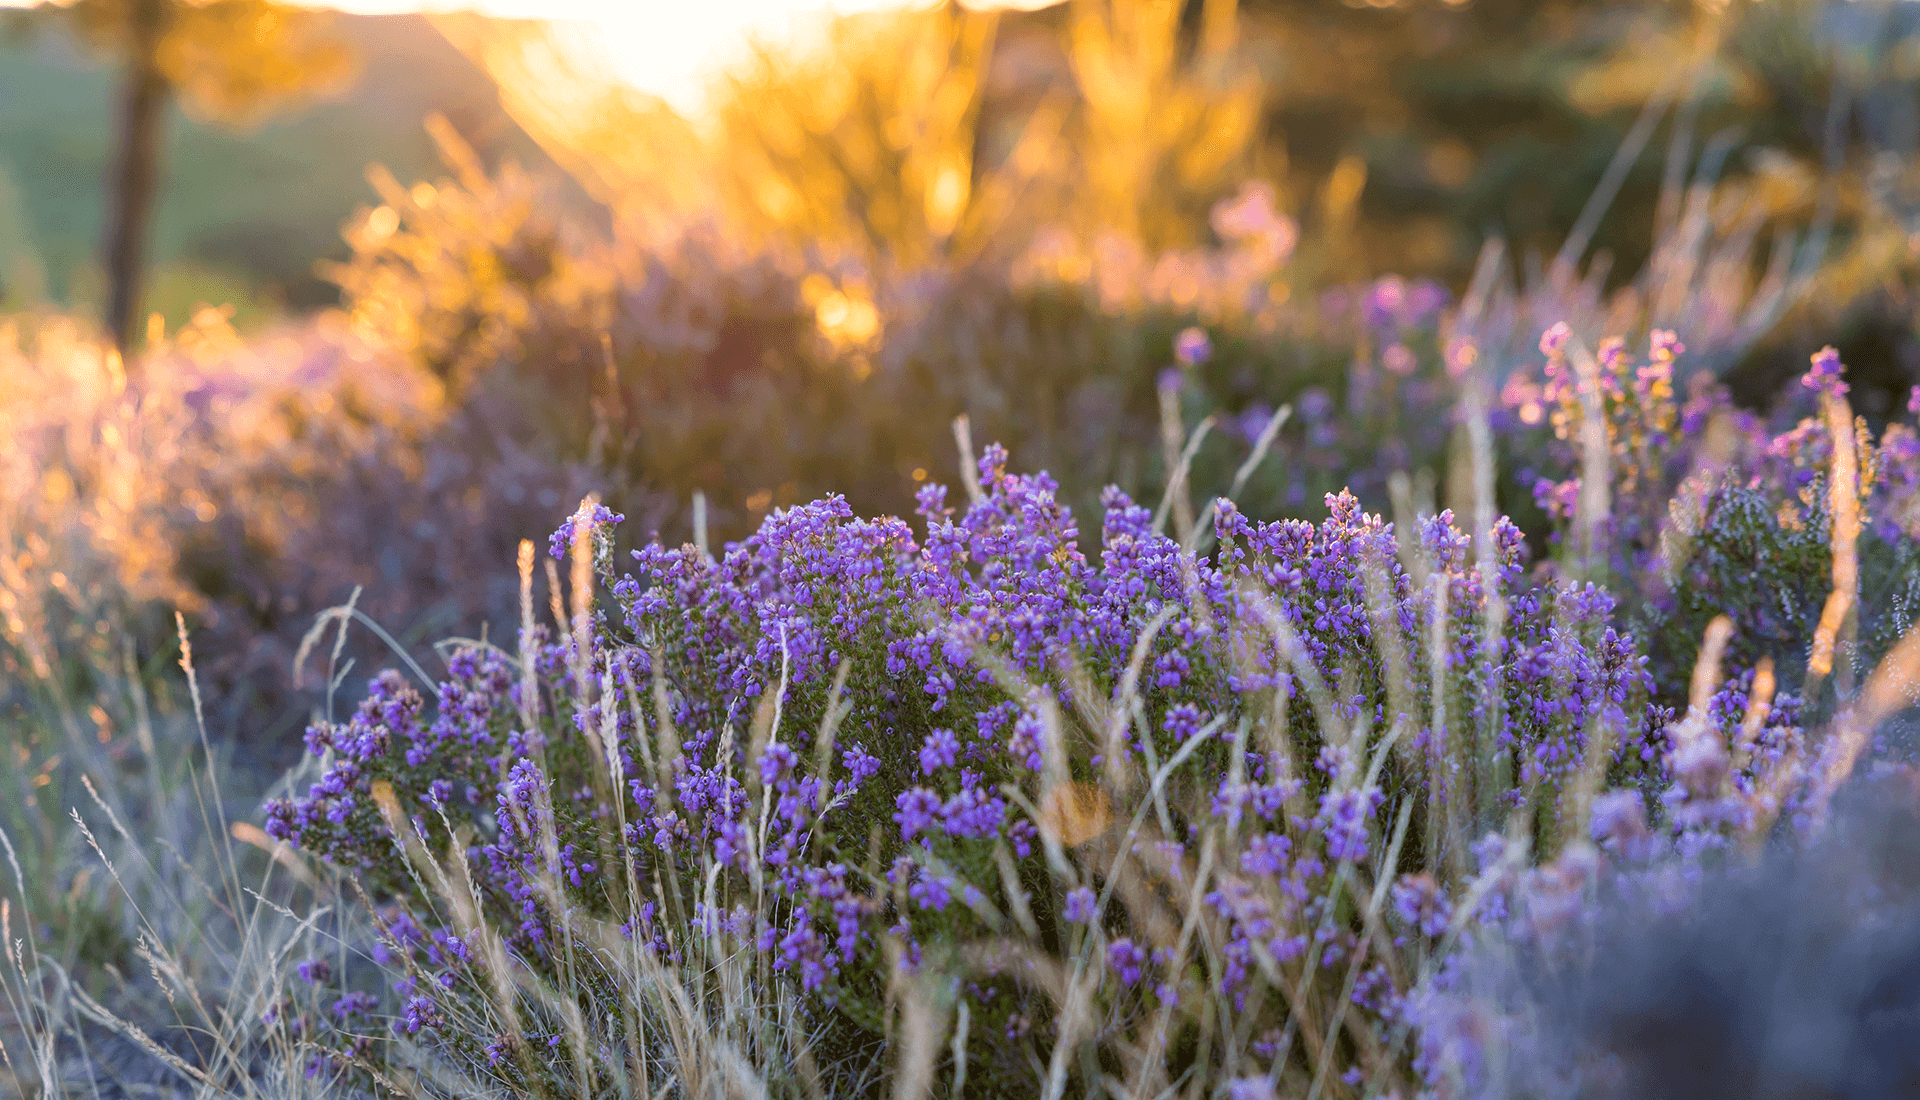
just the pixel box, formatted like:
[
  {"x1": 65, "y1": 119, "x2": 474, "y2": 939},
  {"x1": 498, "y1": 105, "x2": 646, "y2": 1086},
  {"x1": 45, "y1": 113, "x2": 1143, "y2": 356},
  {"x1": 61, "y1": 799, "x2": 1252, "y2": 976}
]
[
  {"x1": 0, "y1": 309, "x2": 649, "y2": 755},
  {"x1": 263, "y1": 442, "x2": 1652, "y2": 1095},
  {"x1": 1508, "y1": 334, "x2": 1920, "y2": 709}
]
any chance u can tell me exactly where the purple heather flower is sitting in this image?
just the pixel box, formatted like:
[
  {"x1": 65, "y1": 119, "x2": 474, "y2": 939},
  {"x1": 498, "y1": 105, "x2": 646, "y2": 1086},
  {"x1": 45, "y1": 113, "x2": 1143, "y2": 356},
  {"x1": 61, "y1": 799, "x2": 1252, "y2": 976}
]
[
  {"x1": 1174, "y1": 326, "x2": 1213, "y2": 369},
  {"x1": 893, "y1": 788, "x2": 942, "y2": 842},
  {"x1": 1407, "y1": 279, "x2": 1447, "y2": 322},
  {"x1": 1226, "y1": 1077, "x2": 1277, "y2": 1100},
  {"x1": 1007, "y1": 710, "x2": 1046, "y2": 771},
  {"x1": 1236, "y1": 402, "x2": 1275, "y2": 443},
  {"x1": 1392, "y1": 873, "x2": 1451, "y2": 939},
  {"x1": 1107, "y1": 937, "x2": 1147, "y2": 984},
  {"x1": 842, "y1": 742, "x2": 881, "y2": 784},
  {"x1": 918, "y1": 727, "x2": 960, "y2": 774},
  {"x1": 939, "y1": 785, "x2": 1006, "y2": 839},
  {"x1": 1063, "y1": 887, "x2": 1098, "y2": 924},
  {"x1": 296, "y1": 958, "x2": 332, "y2": 985},
  {"x1": 1590, "y1": 788, "x2": 1653, "y2": 861},
  {"x1": 1318, "y1": 787, "x2": 1383, "y2": 864},
  {"x1": 1803, "y1": 346, "x2": 1849, "y2": 397},
  {"x1": 332, "y1": 991, "x2": 377, "y2": 1020},
  {"x1": 547, "y1": 503, "x2": 624, "y2": 560},
  {"x1": 909, "y1": 869, "x2": 954, "y2": 912},
  {"x1": 1649, "y1": 329, "x2": 1684, "y2": 361},
  {"x1": 1363, "y1": 276, "x2": 1408, "y2": 330},
  {"x1": 758, "y1": 742, "x2": 797, "y2": 786},
  {"x1": 1163, "y1": 703, "x2": 1205, "y2": 746},
  {"x1": 1540, "y1": 322, "x2": 1571, "y2": 359},
  {"x1": 1298, "y1": 387, "x2": 1332, "y2": 422},
  {"x1": 1909, "y1": 385, "x2": 1919, "y2": 416},
  {"x1": 400, "y1": 994, "x2": 441, "y2": 1034},
  {"x1": 1240, "y1": 832, "x2": 1292, "y2": 877}
]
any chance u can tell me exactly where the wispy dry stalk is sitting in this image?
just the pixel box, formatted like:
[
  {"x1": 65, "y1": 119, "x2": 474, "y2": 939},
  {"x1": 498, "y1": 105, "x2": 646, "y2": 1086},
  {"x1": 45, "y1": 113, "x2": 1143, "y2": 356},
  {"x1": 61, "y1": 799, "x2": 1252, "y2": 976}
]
[{"x1": 1807, "y1": 389, "x2": 1861, "y2": 704}]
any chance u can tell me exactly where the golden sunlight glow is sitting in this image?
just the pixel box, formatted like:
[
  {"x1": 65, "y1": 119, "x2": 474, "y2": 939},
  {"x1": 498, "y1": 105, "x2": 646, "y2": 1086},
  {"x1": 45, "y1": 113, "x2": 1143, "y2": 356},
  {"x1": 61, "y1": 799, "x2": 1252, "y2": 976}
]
[{"x1": 308, "y1": 0, "x2": 1057, "y2": 118}]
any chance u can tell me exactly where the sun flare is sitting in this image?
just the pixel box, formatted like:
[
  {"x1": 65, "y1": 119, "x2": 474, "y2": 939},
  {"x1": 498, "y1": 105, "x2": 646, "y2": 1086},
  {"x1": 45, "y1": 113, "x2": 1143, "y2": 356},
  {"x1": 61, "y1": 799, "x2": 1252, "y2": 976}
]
[{"x1": 309, "y1": 0, "x2": 1051, "y2": 117}]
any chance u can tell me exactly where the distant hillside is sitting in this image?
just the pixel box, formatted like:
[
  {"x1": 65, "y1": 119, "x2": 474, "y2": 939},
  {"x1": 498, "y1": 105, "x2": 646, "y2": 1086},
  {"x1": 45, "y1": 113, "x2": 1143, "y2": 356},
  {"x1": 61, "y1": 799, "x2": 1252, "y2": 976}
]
[{"x1": 0, "y1": 6, "x2": 597, "y2": 321}]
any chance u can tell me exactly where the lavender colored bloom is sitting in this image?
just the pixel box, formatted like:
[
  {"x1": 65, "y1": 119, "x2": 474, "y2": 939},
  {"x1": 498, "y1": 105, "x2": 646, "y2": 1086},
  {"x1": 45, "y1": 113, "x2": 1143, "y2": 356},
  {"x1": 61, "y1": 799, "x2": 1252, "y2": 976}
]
[
  {"x1": 1240, "y1": 832, "x2": 1291, "y2": 877},
  {"x1": 1297, "y1": 386, "x2": 1332, "y2": 422},
  {"x1": 1225, "y1": 1077, "x2": 1277, "y2": 1100},
  {"x1": 758, "y1": 742, "x2": 797, "y2": 786},
  {"x1": 1540, "y1": 322, "x2": 1571, "y2": 359},
  {"x1": 1007, "y1": 709, "x2": 1046, "y2": 771},
  {"x1": 1649, "y1": 329, "x2": 1684, "y2": 361},
  {"x1": 1363, "y1": 276, "x2": 1408, "y2": 330},
  {"x1": 893, "y1": 788, "x2": 942, "y2": 842},
  {"x1": 1590, "y1": 789, "x2": 1653, "y2": 861},
  {"x1": 1318, "y1": 787, "x2": 1384, "y2": 863},
  {"x1": 547, "y1": 503, "x2": 624, "y2": 561},
  {"x1": 332, "y1": 991, "x2": 377, "y2": 1020},
  {"x1": 1063, "y1": 887, "x2": 1098, "y2": 924},
  {"x1": 842, "y1": 742, "x2": 881, "y2": 784},
  {"x1": 918, "y1": 727, "x2": 960, "y2": 774},
  {"x1": 1802, "y1": 346, "x2": 1849, "y2": 396},
  {"x1": 1174, "y1": 326, "x2": 1213, "y2": 368},
  {"x1": 908, "y1": 869, "x2": 954, "y2": 912},
  {"x1": 1382, "y1": 342, "x2": 1416, "y2": 376},
  {"x1": 260, "y1": 438, "x2": 1672, "y2": 1090},
  {"x1": 1107, "y1": 937, "x2": 1147, "y2": 984},
  {"x1": 1909, "y1": 385, "x2": 1919, "y2": 416},
  {"x1": 400, "y1": 994, "x2": 441, "y2": 1034},
  {"x1": 1392, "y1": 874, "x2": 1451, "y2": 939},
  {"x1": 1163, "y1": 703, "x2": 1205, "y2": 745},
  {"x1": 939, "y1": 784, "x2": 1006, "y2": 839}
]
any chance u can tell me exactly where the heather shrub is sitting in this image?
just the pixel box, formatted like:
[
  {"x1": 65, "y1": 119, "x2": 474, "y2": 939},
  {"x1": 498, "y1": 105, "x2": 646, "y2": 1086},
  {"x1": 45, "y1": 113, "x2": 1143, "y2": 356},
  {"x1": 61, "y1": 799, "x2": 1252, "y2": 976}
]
[
  {"x1": 333, "y1": 142, "x2": 1473, "y2": 545},
  {"x1": 1410, "y1": 698, "x2": 1920, "y2": 1100},
  {"x1": 0, "y1": 307, "x2": 655, "y2": 751},
  {"x1": 259, "y1": 437, "x2": 1653, "y2": 1096},
  {"x1": 1507, "y1": 331, "x2": 1920, "y2": 710}
]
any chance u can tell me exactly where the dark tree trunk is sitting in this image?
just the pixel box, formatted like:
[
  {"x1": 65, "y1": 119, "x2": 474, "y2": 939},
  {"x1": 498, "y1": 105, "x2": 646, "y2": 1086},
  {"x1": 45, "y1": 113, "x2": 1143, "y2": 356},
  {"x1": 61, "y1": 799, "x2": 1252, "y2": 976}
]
[{"x1": 103, "y1": 0, "x2": 170, "y2": 358}]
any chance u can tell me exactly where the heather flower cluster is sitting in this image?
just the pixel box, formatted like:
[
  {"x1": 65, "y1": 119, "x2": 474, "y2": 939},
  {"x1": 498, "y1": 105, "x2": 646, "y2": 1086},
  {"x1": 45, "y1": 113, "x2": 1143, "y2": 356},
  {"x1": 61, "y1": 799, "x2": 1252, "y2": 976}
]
[
  {"x1": 263, "y1": 442, "x2": 1654, "y2": 1092},
  {"x1": 1508, "y1": 337, "x2": 1920, "y2": 706}
]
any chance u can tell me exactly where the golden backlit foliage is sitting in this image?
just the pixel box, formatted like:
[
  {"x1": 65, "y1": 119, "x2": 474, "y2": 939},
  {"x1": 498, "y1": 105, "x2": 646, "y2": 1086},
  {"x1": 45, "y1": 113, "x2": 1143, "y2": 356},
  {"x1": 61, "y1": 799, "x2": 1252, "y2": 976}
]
[
  {"x1": 710, "y1": 0, "x2": 1267, "y2": 265},
  {"x1": 448, "y1": 0, "x2": 1270, "y2": 273},
  {"x1": 713, "y1": 2, "x2": 1012, "y2": 268},
  {"x1": 1065, "y1": 0, "x2": 1263, "y2": 249}
]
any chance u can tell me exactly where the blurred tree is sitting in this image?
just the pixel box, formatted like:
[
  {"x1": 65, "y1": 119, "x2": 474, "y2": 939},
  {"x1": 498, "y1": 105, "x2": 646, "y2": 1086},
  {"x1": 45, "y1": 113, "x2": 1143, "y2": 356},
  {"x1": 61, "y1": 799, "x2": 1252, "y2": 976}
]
[{"x1": 56, "y1": 0, "x2": 353, "y2": 355}]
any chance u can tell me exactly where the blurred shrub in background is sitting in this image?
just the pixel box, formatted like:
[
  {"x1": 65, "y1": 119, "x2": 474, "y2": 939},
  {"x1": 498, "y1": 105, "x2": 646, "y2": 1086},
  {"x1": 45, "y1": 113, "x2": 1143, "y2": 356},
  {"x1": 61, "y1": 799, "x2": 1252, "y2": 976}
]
[{"x1": 10, "y1": 0, "x2": 1920, "y2": 748}]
